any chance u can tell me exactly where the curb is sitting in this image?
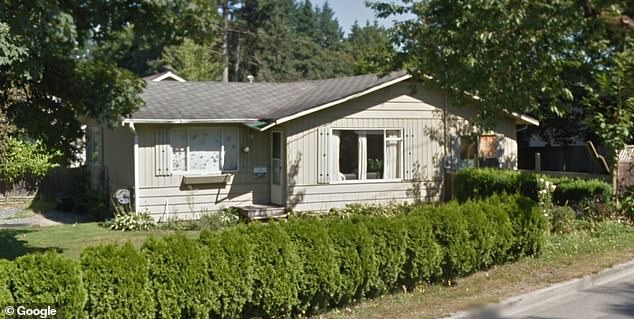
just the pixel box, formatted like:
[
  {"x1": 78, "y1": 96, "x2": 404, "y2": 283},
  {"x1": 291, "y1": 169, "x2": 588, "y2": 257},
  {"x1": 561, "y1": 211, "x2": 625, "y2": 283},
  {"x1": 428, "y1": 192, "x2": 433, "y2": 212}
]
[{"x1": 445, "y1": 258, "x2": 634, "y2": 318}]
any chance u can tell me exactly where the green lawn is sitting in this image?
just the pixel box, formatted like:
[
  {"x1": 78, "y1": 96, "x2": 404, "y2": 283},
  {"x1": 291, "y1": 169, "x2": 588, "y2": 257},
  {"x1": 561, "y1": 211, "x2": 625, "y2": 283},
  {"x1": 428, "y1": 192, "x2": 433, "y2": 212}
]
[
  {"x1": 0, "y1": 223, "x2": 200, "y2": 260},
  {"x1": 315, "y1": 221, "x2": 634, "y2": 319}
]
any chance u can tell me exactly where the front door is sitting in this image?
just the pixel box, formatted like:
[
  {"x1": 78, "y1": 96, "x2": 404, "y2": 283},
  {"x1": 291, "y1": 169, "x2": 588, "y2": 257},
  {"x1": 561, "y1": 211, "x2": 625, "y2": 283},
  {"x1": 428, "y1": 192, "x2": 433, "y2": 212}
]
[{"x1": 270, "y1": 130, "x2": 284, "y2": 205}]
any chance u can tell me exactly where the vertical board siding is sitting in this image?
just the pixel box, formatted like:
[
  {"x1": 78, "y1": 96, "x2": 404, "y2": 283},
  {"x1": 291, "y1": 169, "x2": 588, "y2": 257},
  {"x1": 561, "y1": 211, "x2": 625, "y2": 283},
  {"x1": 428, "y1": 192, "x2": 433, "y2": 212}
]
[
  {"x1": 137, "y1": 124, "x2": 270, "y2": 218},
  {"x1": 284, "y1": 82, "x2": 517, "y2": 212}
]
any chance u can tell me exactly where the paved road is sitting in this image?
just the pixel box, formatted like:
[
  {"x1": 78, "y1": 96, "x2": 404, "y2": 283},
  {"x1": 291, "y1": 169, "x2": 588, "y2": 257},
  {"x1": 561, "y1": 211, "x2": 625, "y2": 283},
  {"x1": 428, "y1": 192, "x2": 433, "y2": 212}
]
[{"x1": 492, "y1": 274, "x2": 634, "y2": 319}]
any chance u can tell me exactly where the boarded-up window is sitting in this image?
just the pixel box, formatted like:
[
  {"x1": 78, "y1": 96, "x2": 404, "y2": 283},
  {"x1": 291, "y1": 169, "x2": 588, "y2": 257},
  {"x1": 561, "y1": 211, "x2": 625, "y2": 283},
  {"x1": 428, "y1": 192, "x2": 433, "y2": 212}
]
[
  {"x1": 169, "y1": 128, "x2": 239, "y2": 173},
  {"x1": 459, "y1": 136, "x2": 477, "y2": 168},
  {"x1": 479, "y1": 135, "x2": 497, "y2": 159}
]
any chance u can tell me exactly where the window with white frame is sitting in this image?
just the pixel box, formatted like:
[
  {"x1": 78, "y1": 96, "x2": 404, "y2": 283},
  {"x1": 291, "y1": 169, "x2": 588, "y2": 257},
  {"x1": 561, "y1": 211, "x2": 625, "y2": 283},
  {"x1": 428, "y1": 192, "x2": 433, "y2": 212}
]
[
  {"x1": 171, "y1": 128, "x2": 239, "y2": 173},
  {"x1": 331, "y1": 129, "x2": 402, "y2": 182}
]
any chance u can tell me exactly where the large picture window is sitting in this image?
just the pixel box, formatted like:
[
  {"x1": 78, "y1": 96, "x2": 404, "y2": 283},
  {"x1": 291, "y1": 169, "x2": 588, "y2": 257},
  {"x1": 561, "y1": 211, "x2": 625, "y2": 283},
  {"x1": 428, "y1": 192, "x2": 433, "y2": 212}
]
[
  {"x1": 331, "y1": 129, "x2": 402, "y2": 182},
  {"x1": 171, "y1": 128, "x2": 239, "y2": 173}
]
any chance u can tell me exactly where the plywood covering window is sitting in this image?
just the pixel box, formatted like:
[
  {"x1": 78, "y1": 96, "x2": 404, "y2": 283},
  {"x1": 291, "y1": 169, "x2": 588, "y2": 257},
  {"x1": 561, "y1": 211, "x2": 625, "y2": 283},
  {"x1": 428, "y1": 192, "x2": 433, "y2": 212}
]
[
  {"x1": 331, "y1": 129, "x2": 402, "y2": 182},
  {"x1": 458, "y1": 134, "x2": 499, "y2": 169},
  {"x1": 170, "y1": 128, "x2": 239, "y2": 174}
]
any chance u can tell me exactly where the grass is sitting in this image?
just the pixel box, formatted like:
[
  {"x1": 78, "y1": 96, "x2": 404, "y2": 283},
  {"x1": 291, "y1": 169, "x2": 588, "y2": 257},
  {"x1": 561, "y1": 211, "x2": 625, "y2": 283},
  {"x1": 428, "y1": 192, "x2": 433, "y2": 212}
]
[
  {"x1": 315, "y1": 220, "x2": 634, "y2": 319},
  {"x1": 0, "y1": 222, "x2": 200, "y2": 260}
]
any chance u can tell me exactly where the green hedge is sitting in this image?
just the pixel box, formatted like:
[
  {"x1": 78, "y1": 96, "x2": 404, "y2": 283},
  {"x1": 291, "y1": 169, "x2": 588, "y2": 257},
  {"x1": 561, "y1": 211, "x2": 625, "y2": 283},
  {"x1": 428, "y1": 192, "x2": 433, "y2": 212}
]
[
  {"x1": 454, "y1": 168, "x2": 612, "y2": 207},
  {"x1": 80, "y1": 243, "x2": 154, "y2": 319},
  {"x1": 143, "y1": 235, "x2": 214, "y2": 319},
  {"x1": 199, "y1": 226, "x2": 254, "y2": 318},
  {"x1": 0, "y1": 259, "x2": 13, "y2": 307},
  {"x1": 11, "y1": 252, "x2": 86, "y2": 318},
  {"x1": 0, "y1": 195, "x2": 546, "y2": 318}
]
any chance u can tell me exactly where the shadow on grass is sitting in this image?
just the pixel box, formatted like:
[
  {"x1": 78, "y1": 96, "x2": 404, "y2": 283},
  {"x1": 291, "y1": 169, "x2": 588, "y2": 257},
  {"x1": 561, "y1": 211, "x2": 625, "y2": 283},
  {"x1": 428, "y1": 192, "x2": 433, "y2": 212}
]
[{"x1": 0, "y1": 228, "x2": 63, "y2": 260}]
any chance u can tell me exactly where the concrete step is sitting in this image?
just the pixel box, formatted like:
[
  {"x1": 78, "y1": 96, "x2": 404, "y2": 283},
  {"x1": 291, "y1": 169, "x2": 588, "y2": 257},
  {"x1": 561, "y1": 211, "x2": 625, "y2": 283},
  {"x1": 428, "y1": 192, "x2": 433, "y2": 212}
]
[{"x1": 239, "y1": 205, "x2": 287, "y2": 220}]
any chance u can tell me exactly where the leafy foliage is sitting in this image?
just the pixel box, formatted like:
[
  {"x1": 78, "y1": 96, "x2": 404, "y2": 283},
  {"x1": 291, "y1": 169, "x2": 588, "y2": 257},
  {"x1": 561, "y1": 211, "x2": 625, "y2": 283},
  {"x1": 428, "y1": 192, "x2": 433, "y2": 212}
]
[
  {"x1": 199, "y1": 227, "x2": 254, "y2": 318},
  {"x1": 103, "y1": 212, "x2": 155, "y2": 231},
  {"x1": 0, "y1": 196, "x2": 548, "y2": 318},
  {"x1": 143, "y1": 235, "x2": 214, "y2": 319},
  {"x1": 0, "y1": 137, "x2": 58, "y2": 194},
  {"x1": 0, "y1": 259, "x2": 14, "y2": 307},
  {"x1": 80, "y1": 243, "x2": 155, "y2": 319},
  {"x1": 161, "y1": 39, "x2": 222, "y2": 81},
  {"x1": 11, "y1": 253, "x2": 86, "y2": 318},
  {"x1": 372, "y1": 0, "x2": 634, "y2": 163}
]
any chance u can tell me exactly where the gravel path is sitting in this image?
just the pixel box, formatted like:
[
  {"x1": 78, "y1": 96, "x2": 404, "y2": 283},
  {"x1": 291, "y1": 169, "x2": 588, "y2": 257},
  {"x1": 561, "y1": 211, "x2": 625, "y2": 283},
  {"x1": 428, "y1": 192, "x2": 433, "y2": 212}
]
[{"x1": 0, "y1": 205, "x2": 97, "y2": 228}]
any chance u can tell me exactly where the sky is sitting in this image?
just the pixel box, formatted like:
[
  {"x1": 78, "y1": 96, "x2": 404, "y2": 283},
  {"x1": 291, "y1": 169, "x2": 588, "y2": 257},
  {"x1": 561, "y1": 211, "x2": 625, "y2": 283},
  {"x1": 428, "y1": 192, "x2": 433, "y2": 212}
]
[{"x1": 311, "y1": 0, "x2": 414, "y2": 34}]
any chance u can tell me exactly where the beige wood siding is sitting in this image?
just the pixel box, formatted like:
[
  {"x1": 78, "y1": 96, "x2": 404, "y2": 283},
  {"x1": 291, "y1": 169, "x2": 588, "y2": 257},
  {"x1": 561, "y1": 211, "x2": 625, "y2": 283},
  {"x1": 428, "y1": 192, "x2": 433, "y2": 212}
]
[
  {"x1": 136, "y1": 124, "x2": 270, "y2": 219},
  {"x1": 284, "y1": 82, "x2": 517, "y2": 212}
]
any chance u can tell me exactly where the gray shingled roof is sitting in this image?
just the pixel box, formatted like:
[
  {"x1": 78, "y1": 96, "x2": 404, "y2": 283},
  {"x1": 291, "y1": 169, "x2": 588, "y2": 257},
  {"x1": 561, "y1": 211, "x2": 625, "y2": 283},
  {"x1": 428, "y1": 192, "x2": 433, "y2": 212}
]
[{"x1": 131, "y1": 71, "x2": 409, "y2": 122}]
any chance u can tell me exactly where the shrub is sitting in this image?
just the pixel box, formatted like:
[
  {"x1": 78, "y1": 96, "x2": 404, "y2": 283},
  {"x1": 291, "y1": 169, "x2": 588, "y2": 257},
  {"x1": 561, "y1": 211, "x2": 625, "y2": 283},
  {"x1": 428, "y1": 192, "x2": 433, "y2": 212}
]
[
  {"x1": 552, "y1": 178, "x2": 612, "y2": 207},
  {"x1": 326, "y1": 218, "x2": 378, "y2": 305},
  {"x1": 396, "y1": 213, "x2": 443, "y2": 288},
  {"x1": 461, "y1": 197, "x2": 514, "y2": 269},
  {"x1": 454, "y1": 168, "x2": 520, "y2": 202},
  {"x1": 11, "y1": 252, "x2": 86, "y2": 318},
  {"x1": 454, "y1": 168, "x2": 612, "y2": 209},
  {"x1": 143, "y1": 235, "x2": 214, "y2": 319},
  {"x1": 199, "y1": 208, "x2": 241, "y2": 231},
  {"x1": 283, "y1": 219, "x2": 339, "y2": 315},
  {"x1": 361, "y1": 216, "x2": 408, "y2": 296},
  {"x1": 80, "y1": 243, "x2": 154, "y2": 319},
  {"x1": 104, "y1": 212, "x2": 155, "y2": 231},
  {"x1": 422, "y1": 202, "x2": 477, "y2": 279},
  {"x1": 328, "y1": 202, "x2": 413, "y2": 218},
  {"x1": 549, "y1": 206, "x2": 576, "y2": 234},
  {"x1": 506, "y1": 196, "x2": 547, "y2": 258},
  {"x1": 0, "y1": 259, "x2": 14, "y2": 307},
  {"x1": 199, "y1": 227, "x2": 254, "y2": 319},
  {"x1": 244, "y1": 222, "x2": 301, "y2": 318}
]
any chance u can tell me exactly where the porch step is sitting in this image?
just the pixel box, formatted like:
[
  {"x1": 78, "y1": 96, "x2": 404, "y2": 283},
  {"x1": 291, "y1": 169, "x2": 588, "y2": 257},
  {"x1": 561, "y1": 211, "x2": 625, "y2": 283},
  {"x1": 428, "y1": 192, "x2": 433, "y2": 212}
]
[{"x1": 239, "y1": 205, "x2": 287, "y2": 220}]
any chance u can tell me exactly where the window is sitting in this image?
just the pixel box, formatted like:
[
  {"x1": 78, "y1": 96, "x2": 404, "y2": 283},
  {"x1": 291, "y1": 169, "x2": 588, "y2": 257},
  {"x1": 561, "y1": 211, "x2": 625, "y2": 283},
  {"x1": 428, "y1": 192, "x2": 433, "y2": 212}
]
[
  {"x1": 479, "y1": 135, "x2": 497, "y2": 159},
  {"x1": 88, "y1": 127, "x2": 102, "y2": 165},
  {"x1": 331, "y1": 129, "x2": 402, "y2": 181},
  {"x1": 459, "y1": 136, "x2": 477, "y2": 168},
  {"x1": 458, "y1": 134, "x2": 499, "y2": 168},
  {"x1": 171, "y1": 128, "x2": 239, "y2": 173}
]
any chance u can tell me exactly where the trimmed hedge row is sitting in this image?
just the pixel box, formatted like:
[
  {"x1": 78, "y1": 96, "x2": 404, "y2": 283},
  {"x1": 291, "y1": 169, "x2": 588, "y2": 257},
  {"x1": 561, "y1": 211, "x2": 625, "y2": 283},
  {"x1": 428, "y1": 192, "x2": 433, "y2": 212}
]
[
  {"x1": 0, "y1": 195, "x2": 546, "y2": 318},
  {"x1": 454, "y1": 168, "x2": 612, "y2": 206}
]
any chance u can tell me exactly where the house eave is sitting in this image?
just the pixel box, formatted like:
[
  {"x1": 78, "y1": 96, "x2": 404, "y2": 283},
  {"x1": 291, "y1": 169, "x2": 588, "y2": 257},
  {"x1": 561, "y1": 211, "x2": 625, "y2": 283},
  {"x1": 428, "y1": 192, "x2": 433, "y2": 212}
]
[
  {"x1": 258, "y1": 73, "x2": 414, "y2": 131},
  {"x1": 122, "y1": 118, "x2": 259, "y2": 125}
]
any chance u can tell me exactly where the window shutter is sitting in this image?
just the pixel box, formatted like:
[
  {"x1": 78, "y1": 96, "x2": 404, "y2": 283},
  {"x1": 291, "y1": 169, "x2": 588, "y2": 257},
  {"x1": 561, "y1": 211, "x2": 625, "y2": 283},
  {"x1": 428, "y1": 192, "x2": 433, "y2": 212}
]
[
  {"x1": 317, "y1": 126, "x2": 331, "y2": 184},
  {"x1": 155, "y1": 128, "x2": 171, "y2": 176},
  {"x1": 404, "y1": 127, "x2": 416, "y2": 180}
]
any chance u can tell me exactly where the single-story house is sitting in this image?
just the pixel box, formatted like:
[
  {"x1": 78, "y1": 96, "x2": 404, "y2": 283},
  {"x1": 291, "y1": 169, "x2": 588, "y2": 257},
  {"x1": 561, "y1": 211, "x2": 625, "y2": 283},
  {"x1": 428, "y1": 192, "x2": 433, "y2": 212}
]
[{"x1": 86, "y1": 70, "x2": 538, "y2": 220}]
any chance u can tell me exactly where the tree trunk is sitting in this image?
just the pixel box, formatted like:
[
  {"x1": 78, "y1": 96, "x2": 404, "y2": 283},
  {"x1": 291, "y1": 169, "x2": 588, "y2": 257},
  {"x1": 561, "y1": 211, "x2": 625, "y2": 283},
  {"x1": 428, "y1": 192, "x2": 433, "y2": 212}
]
[
  {"x1": 234, "y1": 36, "x2": 241, "y2": 81},
  {"x1": 221, "y1": 1, "x2": 230, "y2": 83}
]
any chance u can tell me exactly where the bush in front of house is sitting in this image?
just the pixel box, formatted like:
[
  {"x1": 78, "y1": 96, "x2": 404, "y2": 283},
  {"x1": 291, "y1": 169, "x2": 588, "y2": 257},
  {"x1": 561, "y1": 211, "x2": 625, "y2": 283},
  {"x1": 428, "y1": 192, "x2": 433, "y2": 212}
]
[
  {"x1": 0, "y1": 259, "x2": 14, "y2": 306},
  {"x1": 199, "y1": 226, "x2": 254, "y2": 319},
  {"x1": 454, "y1": 168, "x2": 612, "y2": 208},
  {"x1": 552, "y1": 178, "x2": 612, "y2": 207},
  {"x1": 10, "y1": 252, "x2": 86, "y2": 318},
  {"x1": 80, "y1": 243, "x2": 155, "y2": 319},
  {"x1": 142, "y1": 235, "x2": 214, "y2": 319},
  {"x1": 454, "y1": 168, "x2": 521, "y2": 202},
  {"x1": 324, "y1": 218, "x2": 379, "y2": 306},
  {"x1": 361, "y1": 216, "x2": 408, "y2": 297},
  {"x1": 0, "y1": 195, "x2": 547, "y2": 318},
  {"x1": 243, "y1": 222, "x2": 302, "y2": 318},
  {"x1": 283, "y1": 218, "x2": 340, "y2": 315},
  {"x1": 396, "y1": 213, "x2": 443, "y2": 288}
]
